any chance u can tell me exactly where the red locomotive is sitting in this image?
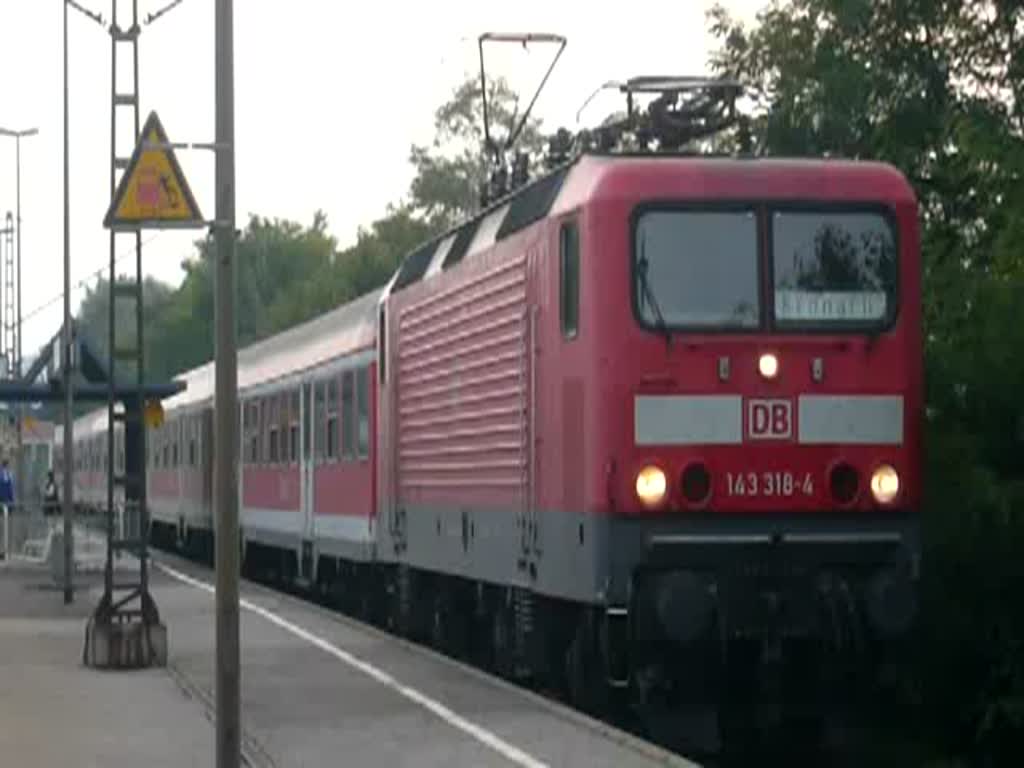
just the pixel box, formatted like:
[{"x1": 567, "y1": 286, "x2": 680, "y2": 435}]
[{"x1": 57, "y1": 66, "x2": 921, "y2": 753}]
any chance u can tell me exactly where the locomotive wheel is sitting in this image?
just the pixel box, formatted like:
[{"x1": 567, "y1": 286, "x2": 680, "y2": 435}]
[
  {"x1": 491, "y1": 600, "x2": 516, "y2": 679},
  {"x1": 430, "y1": 594, "x2": 446, "y2": 652},
  {"x1": 430, "y1": 589, "x2": 464, "y2": 658},
  {"x1": 392, "y1": 566, "x2": 414, "y2": 639},
  {"x1": 565, "y1": 616, "x2": 610, "y2": 717},
  {"x1": 780, "y1": 635, "x2": 827, "y2": 760},
  {"x1": 354, "y1": 578, "x2": 374, "y2": 624},
  {"x1": 717, "y1": 636, "x2": 761, "y2": 761}
]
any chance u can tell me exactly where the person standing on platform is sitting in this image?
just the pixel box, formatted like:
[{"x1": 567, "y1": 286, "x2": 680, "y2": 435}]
[
  {"x1": 43, "y1": 470, "x2": 59, "y2": 518},
  {"x1": 0, "y1": 458, "x2": 14, "y2": 553},
  {"x1": 0, "y1": 458, "x2": 14, "y2": 510}
]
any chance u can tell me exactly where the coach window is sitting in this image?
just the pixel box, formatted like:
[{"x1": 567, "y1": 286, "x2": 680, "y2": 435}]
[
  {"x1": 560, "y1": 220, "x2": 580, "y2": 339},
  {"x1": 250, "y1": 404, "x2": 258, "y2": 465},
  {"x1": 341, "y1": 370, "x2": 355, "y2": 460},
  {"x1": 356, "y1": 366, "x2": 369, "y2": 459},
  {"x1": 326, "y1": 377, "x2": 339, "y2": 460},
  {"x1": 314, "y1": 380, "x2": 327, "y2": 462},
  {"x1": 268, "y1": 397, "x2": 280, "y2": 464},
  {"x1": 289, "y1": 390, "x2": 300, "y2": 464},
  {"x1": 265, "y1": 397, "x2": 273, "y2": 464},
  {"x1": 242, "y1": 403, "x2": 251, "y2": 464},
  {"x1": 241, "y1": 406, "x2": 248, "y2": 464},
  {"x1": 251, "y1": 402, "x2": 258, "y2": 465},
  {"x1": 256, "y1": 401, "x2": 263, "y2": 464},
  {"x1": 278, "y1": 392, "x2": 289, "y2": 463}
]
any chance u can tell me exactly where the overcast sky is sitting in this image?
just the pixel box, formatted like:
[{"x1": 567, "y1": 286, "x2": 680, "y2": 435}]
[{"x1": 0, "y1": 0, "x2": 764, "y2": 358}]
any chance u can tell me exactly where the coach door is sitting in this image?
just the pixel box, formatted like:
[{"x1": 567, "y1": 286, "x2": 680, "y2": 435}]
[{"x1": 300, "y1": 381, "x2": 316, "y2": 544}]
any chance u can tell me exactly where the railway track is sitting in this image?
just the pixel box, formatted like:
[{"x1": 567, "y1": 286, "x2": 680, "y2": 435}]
[{"x1": 151, "y1": 539, "x2": 891, "y2": 768}]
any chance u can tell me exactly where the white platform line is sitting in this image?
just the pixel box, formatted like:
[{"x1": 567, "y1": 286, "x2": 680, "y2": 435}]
[{"x1": 157, "y1": 562, "x2": 549, "y2": 768}]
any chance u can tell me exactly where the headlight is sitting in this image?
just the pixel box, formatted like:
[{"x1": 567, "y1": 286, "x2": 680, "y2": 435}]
[
  {"x1": 870, "y1": 464, "x2": 900, "y2": 504},
  {"x1": 635, "y1": 465, "x2": 667, "y2": 507},
  {"x1": 758, "y1": 352, "x2": 779, "y2": 379}
]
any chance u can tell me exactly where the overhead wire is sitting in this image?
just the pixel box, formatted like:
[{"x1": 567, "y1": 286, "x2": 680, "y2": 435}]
[{"x1": 20, "y1": 232, "x2": 164, "y2": 328}]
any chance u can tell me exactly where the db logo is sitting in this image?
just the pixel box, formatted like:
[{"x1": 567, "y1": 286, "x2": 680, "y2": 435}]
[{"x1": 747, "y1": 398, "x2": 793, "y2": 440}]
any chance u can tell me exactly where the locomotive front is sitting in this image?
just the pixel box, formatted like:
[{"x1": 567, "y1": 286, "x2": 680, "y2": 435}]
[{"x1": 584, "y1": 156, "x2": 922, "y2": 736}]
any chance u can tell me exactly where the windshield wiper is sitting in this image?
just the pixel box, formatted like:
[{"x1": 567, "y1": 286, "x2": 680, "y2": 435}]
[{"x1": 636, "y1": 234, "x2": 672, "y2": 348}]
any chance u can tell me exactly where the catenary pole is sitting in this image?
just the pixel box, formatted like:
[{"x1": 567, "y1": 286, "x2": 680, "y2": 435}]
[
  {"x1": 62, "y1": 0, "x2": 74, "y2": 605},
  {"x1": 15, "y1": 134, "x2": 23, "y2": 516},
  {"x1": 214, "y1": 0, "x2": 240, "y2": 765}
]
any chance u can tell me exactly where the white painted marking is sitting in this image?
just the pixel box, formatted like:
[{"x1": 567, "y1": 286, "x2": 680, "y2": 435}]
[
  {"x1": 634, "y1": 394, "x2": 742, "y2": 445},
  {"x1": 157, "y1": 562, "x2": 549, "y2": 768},
  {"x1": 243, "y1": 507, "x2": 303, "y2": 534},
  {"x1": 315, "y1": 513, "x2": 373, "y2": 542},
  {"x1": 798, "y1": 395, "x2": 904, "y2": 444}
]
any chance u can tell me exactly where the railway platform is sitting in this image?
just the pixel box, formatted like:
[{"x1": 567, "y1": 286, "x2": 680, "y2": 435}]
[
  {"x1": 0, "y1": 555, "x2": 215, "y2": 768},
  {"x1": 1, "y1": 543, "x2": 699, "y2": 768}
]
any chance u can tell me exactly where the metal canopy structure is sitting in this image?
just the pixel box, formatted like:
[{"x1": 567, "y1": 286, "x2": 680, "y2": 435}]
[
  {"x1": 6, "y1": 315, "x2": 184, "y2": 667},
  {"x1": 1, "y1": 321, "x2": 184, "y2": 403}
]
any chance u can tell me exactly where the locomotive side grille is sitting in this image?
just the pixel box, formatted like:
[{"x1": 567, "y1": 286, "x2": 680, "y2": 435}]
[{"x1": 395, "y1": 255, "x2": 529, "y2": 502}]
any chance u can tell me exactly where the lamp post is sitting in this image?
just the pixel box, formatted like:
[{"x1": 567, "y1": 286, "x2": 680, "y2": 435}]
[
  {"x1": 60, "y1": 0, "x2": 104, "y2": 606},
  {"x1": 0, "y1": 126, "x2": 39, "y2": 515}
]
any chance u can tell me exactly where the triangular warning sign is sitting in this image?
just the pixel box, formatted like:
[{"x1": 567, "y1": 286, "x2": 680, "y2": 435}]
[{"x1": 103, "y1": 111, "x2": 204, "y2": 230}]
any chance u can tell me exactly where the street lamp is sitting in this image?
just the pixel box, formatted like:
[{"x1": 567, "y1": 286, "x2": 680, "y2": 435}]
[{"x1": 0, "y1": 126, "x2": 39, "y2": 516}]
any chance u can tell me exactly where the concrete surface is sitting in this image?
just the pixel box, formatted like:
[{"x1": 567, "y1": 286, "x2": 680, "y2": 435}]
[
  {"x1": 1, "y1": 545, "x2": 699, "y2": 767},
  {"x1": 0, "y1": 562, "x2": 215, "y2": 768},
  {"x1": 158, "y1": 555, "x2": 699, "y2": 768}
]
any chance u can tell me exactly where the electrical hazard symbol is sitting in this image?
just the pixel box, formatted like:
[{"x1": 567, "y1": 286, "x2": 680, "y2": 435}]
[{"x1": 103, "y1": 111, "x2": 204, "y2": 230}]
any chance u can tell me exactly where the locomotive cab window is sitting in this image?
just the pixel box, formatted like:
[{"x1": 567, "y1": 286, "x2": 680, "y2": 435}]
[
  {"x1": 560, "y1": 220, "x2": 579, "y2": 339},
  {"x1": 633, "y1": 208, "x2": 760, "y2": 329},
  {"x1": 771, "y1": 209, "x2": 897, "y2": 328}
]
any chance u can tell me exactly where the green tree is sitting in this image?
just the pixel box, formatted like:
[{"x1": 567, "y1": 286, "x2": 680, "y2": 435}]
[
  {"x1": 76, "y1": 275, "x2": 176, "y2": 382},
  {"x1": 408, "y1": 76, "x2": 547, "y2": 228},
  {"x1": 708, "y1": 0, "x2": 1024, "y2": 761}
]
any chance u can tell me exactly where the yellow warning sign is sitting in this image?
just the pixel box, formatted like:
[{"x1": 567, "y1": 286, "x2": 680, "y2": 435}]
[
  {"x1": 103, "y1": 111, "x2": 204, "y2": 230},
  {"x1": 143, "y1": 400, "x2": 165, "y2": 429}
]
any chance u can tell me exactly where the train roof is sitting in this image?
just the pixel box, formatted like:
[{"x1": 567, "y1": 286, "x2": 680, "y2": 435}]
[
  {"x1": 56, "y1": 407, "x2": 111, "y2": 443},
  {"x1": 58, "y1": 286, "x2": 382, "y2": 439},
  {"x1": 163, "y1": 286, "x2": 382, "y2": 412},
  {"x1": 383, "y1": 151, "x2": 916, "y2": 299}
]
